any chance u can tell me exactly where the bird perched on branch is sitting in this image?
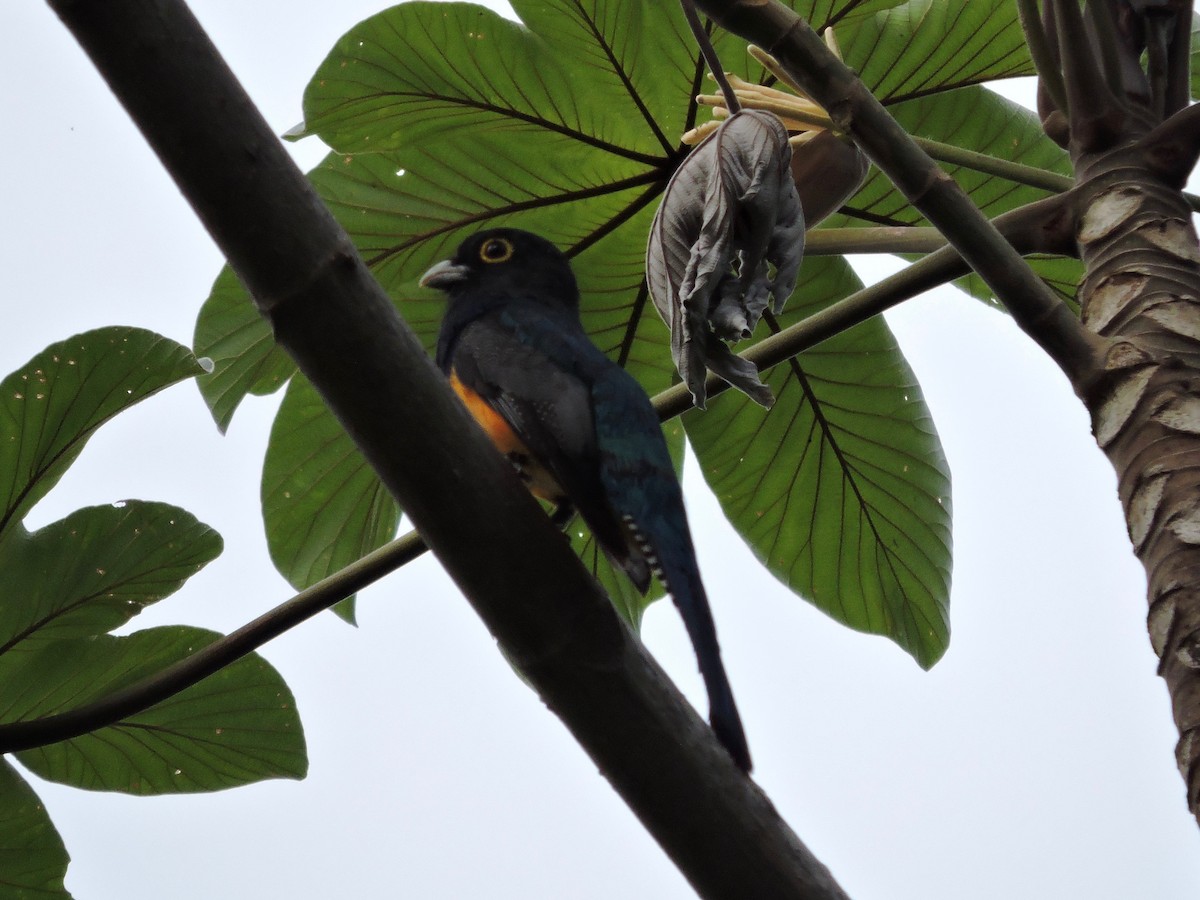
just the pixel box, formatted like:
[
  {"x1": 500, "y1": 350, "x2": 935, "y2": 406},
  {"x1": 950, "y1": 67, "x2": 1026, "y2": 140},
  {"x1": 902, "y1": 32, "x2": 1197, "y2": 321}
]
[{"x1": 421, "y1": 228, "x2": 751, "y2": 772}]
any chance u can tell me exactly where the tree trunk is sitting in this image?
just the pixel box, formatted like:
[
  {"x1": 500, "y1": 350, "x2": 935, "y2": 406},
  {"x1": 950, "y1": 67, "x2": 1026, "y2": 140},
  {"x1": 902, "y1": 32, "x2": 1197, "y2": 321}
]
[{"x1": 1074, "y1": 125, "x2": 1200, "y2": 823}]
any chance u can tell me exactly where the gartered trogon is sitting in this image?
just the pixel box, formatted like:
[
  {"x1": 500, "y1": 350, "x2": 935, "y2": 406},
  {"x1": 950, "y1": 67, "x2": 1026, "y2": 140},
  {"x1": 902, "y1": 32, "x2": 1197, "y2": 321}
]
[{"x1": 420, "y1": 228, "x2": 751, "y2": 772}]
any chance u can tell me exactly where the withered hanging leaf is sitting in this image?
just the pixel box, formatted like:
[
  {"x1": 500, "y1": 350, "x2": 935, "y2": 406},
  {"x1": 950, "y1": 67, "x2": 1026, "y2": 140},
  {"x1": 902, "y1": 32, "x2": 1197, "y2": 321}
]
[{"x1": 646, "y1": 110, "x2": 804, "y2": 409}]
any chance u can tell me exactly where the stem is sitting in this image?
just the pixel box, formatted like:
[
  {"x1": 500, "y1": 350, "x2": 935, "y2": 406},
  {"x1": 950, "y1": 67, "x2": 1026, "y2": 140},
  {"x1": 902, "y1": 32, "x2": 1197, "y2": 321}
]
[
  {"x1": 917, "y1": 136, "x2": 1200, "y2": 212},
  {"x1": 1051, "y1": 0, "x2": 1116, "y2": 149},
  {"x1": 805, "y1": 227, "x2": 946, "y2": 255},
  {"x1": 1163, "y1": 4, "x2": 1192, "y2": 118},
  {"x1": 681, "y1": 0, "x2": 741, "y2": 114},
  {"x1": 912, "y1": 135, "x2": 1072, "y2": 194},
  {"x1": 1146, "y1": 15, "x2": 1172, "y2": 119},
  {"x1": 1016, "y1": 0, "x2": 1068, "y2": 116},
  {"x1": 1084, "y1": 0, "x2": 1127, "y2": 102}
]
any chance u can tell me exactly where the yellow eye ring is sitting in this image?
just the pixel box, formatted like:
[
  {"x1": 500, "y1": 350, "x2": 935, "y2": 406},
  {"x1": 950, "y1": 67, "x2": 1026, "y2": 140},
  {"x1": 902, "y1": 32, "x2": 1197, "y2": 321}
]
[{"x1": 479, "y1": 237, "x2": 515, "y2": 264}]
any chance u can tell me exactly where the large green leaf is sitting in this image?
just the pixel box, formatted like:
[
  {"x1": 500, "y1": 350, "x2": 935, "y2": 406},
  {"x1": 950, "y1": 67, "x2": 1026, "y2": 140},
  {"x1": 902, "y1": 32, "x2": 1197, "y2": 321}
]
[
  {"x1": 193, "y1": 267, "x2": 295, "y2": 433},
  {"x1": 842, "y1": 0, "x2": 1033, "y2": 102},
  {"x1": 5, "y1": 626, "x2": 305, "y2": 795},
  {"x1": 262, "y1": 374, "x2": 400, "y2": 621},
  {"x1": 0, "y1": 503, "x2": 222, "y2": 656},
  {"x1": 686, "y1": 257, "x2": 952, "y2": 666},
  {"x1": 300, "y1": 1, "x2": 661, "y2": 157},
  {"x1": 0, "y1": 759, "x2": 70, "y2": 899},
  {"x1": 299, "y1": 0, "x2": 906, "y2": 158},
  {"x1": 0, "y1": 328, "x2": 201, "y2": 538},
  {"x1": 0, "y1": 333, "x2": 300, "y2": 797},
  {"x1": 193, "y1": 0, "x2": 1072, "y2": 659}
]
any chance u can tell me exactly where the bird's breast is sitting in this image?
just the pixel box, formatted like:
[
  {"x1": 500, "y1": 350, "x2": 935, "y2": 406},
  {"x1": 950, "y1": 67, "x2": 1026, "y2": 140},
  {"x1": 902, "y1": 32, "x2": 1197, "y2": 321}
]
[{"x1": 449, "y1": 369, "x2": 564, "y2": 503}]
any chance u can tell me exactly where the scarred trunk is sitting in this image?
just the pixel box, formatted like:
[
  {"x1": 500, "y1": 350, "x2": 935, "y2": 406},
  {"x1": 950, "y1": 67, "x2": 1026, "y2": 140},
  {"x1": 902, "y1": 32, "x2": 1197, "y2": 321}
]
[{"x1": 1074, "y1": 140, "x2": 1200, "y2": 820}]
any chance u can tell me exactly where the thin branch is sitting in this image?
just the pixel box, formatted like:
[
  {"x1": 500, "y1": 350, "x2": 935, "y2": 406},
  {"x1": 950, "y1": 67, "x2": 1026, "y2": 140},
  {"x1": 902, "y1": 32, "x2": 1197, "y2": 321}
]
[
  {"x1": 805, "y1": 227, "x2": 947, "y2": 255},
  {"x1": 1017, "y1": 0, "x2": 1068, "y2": 117},
  {"x1": 1084, "y1": 0, "x2": 1127, "y2": 102},
  {"x1": 681, "y1": 0, "x2": 741, "y2": 114},
  {"x1": 1163, "y1": 3, "x2": 1192, "y2": 118},
  {"x1": 1051, "y1": 0, "x2": 1103, "y2": 111},
  {"x1": 0, "y1": 531, "x2": 427, "y2": 753},
  {"x1": 911, "y1": 135, "x2": 1073, "y2": 194},
  {"x1": 902, "y1": 136, "x2": 1200, "y2": 215},
  {"x1": 1052, "y1": 0, "x2": 1120, "y2": 150}
]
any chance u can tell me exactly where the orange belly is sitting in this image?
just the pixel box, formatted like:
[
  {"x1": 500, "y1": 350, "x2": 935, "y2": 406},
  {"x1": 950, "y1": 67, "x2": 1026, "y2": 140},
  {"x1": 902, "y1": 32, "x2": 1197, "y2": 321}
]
[
  {"x1": 450, "y1": 371, "x2": 526, "y2": 455},
  {"x1": 449, "y1": 370, "x2": 564, "y2": 502}
]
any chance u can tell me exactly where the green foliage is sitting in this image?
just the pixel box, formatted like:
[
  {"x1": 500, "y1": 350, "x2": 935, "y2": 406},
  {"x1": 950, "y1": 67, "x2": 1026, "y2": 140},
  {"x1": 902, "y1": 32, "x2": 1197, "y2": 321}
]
[
  {"x1": 1191, "y1": 13, "x2": 1200, "y2": 99},
  {"x1": 686, "y1": 258, "x2": 951, "y2": 666},
  {"x1": 192, "y1": 0, "x2": 1073, "y2": 662},
  {"x1": 0, "y1": 759, "x2": 70, "y2": 899},
  {"x1": 10, "y1": 627, "x2": 305, "y2": 794},
  {"x1": 0, "y1": 328, "x2": 306, "y2": 891},
  {"x1": 842, "y1": 0, "x2": 1034, "y2": 100},
  {"x1": 263, "y1": 374, "x2": 401, "y2": 622},
  {"x1": 194, "y1": 266, "x2": 295, "y2": 434},
  {"x1": 0, "y1": 329, "x2": 198, "y2": 533}
]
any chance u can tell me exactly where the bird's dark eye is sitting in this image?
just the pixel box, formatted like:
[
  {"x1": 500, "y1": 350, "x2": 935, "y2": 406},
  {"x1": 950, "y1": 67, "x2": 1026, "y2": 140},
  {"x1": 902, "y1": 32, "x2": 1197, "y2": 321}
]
[{"x1": 479, "y1": 237, "x2": 515, "y2": 264}]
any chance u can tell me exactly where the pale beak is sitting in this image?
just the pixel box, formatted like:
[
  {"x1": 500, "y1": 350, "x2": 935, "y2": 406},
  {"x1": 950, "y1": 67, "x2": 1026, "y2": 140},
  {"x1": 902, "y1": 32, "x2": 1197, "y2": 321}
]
[{"x1": 419, "y1": 259, "x2": 470, "y2": 289}]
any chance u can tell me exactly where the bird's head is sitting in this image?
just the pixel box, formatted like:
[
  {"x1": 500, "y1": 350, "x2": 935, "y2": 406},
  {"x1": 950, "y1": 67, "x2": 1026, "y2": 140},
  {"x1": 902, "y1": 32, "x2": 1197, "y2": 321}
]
[{"x1": 420, "y1": 229, "x2": 579, "y2": 312}]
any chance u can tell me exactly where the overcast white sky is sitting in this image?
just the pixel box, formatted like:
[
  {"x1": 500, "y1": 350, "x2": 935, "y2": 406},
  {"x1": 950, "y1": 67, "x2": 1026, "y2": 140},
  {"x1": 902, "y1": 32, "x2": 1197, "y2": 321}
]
[{"x1": 4, "y1": 1, "x2": 1199, "y2": 897}]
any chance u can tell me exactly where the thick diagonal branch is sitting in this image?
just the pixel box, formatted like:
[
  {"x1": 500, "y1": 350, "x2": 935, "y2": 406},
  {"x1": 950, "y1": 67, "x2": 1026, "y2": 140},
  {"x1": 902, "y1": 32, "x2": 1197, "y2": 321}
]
[{"x1": 43, "y1": 0, "x2": 847, "y2": 895}]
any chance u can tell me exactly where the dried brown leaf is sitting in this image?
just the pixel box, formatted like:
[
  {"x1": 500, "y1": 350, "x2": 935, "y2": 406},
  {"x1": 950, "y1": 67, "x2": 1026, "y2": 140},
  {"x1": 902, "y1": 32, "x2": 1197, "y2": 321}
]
[{"x1": 647, "y1": 110, "x2": 805, "y2": 408}]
